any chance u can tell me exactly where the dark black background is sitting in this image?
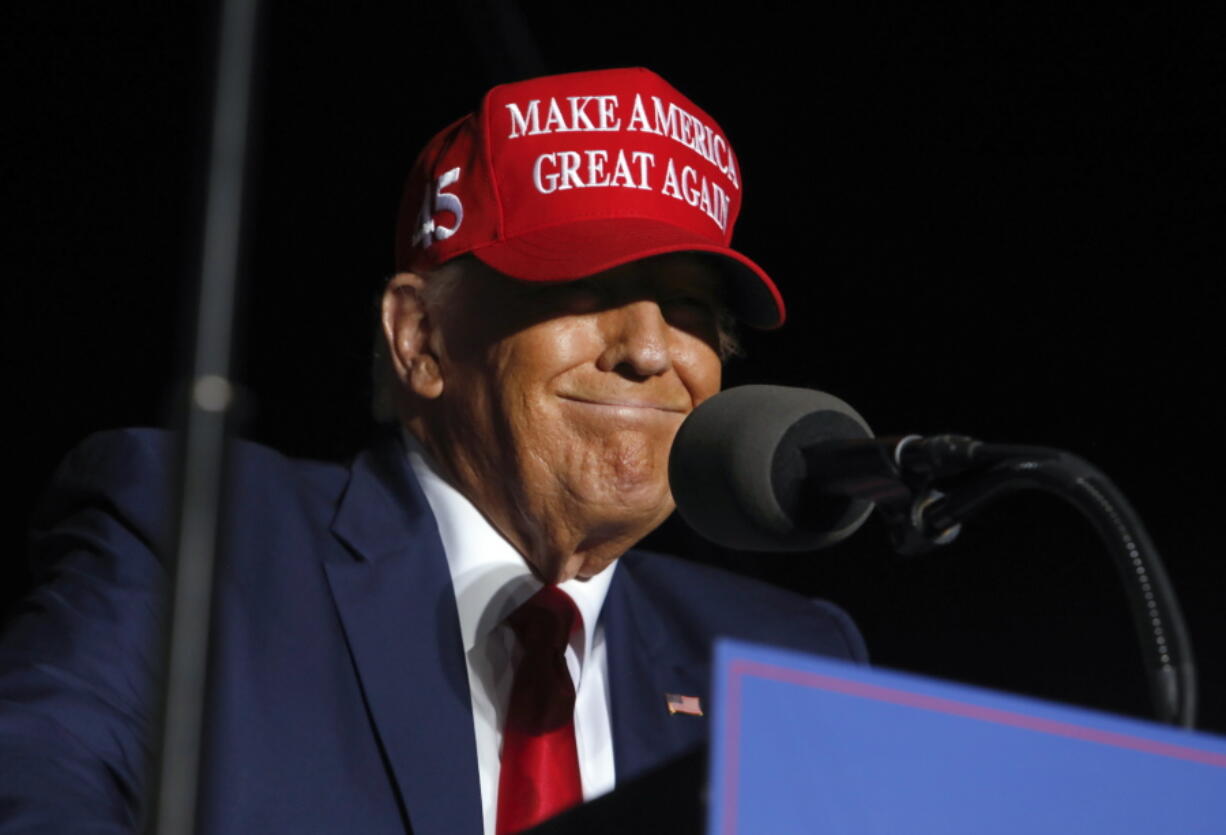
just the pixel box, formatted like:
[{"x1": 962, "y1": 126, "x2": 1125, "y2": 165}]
[{"x1": 4, "y1": 2, "x2": 1223, "y2": 733}]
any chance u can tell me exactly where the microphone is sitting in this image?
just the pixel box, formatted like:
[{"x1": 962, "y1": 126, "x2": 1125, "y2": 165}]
[
  {"x1": 668, "y1": 385, "x2": 879, "y2": 552},
  {"x1": 668, "y1": 385, "x2": 993, "y2": 551},
  {"x1": 669, "y1": 385, "x2": 1199, "y2": 728}
]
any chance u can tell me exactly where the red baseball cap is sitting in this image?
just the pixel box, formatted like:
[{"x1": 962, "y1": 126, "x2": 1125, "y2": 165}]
[{"x1": 395, "y1": 67, "x2": 785, "y2": 329}]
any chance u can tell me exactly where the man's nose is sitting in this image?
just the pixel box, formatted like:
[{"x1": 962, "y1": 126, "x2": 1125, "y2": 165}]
[{"x1": 595, "y1": 300, "x2": 672, "y2": 378}]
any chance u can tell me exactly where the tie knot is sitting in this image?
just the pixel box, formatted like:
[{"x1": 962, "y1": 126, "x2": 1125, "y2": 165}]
[{"x1": 507, "y1": 585, "x2": 579, "y2": 655}]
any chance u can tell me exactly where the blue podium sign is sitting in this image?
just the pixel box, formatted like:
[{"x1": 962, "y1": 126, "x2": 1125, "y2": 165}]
[{"x1": 709, "y1": 640, "x2": 1226, "y2": 834}]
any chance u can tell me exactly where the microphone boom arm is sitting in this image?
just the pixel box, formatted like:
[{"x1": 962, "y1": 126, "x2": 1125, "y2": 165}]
[{"x1": 806, "y1": 436, "x2": 1198, "y2": 728}]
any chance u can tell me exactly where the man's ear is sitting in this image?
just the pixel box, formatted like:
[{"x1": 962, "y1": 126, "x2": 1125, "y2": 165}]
[{"x1": 381, "y1": 272, "x2": 445, "y2": 400}]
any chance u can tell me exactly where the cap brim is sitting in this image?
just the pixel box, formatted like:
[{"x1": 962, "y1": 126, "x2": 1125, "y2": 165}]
[{"x1": 470, "y1": 218, "x2": 785, "y2": 329}]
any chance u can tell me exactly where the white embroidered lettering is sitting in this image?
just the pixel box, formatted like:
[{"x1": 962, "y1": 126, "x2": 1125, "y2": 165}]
[
  {"x1": 681, "y1": 165, "x2": 700, "y2": 207},
  {"x1": 543, "y1": 98, "x2": 568, "y2": 133},
  {"x1": 555, "y1": 151, "x2": 583, "y2": 190},
  {"x1": 660, "y1": 158, "x2": 682, "y2": 200},
  {"x1": 651, "y1": 96, "x2": 678, "y2": 141},
  {"x1": 609, "y1": 150, "x2": 636, "y2": 188},
  {"x1": 710, "y1": 180, "x2": 730, "y2": 230},
  {"x1": 506, "y1": 100, "x2": 541, "y2": 138},
  {"x1": 567, "y1": 96, "x2": 597, "y2": 131},
  {"x1": 411, "y1": 167, "x2": 464, "y2": 246},
  {"x1": 595, "y1": 95, "x2": 621, "y2": 130},
  {"x1": 533, "y1": 153, "x2": 558, "y2": 193},
  {"x1": 631, "y1": 151, "x2": 655, "y2": 189},
  {"x1": 584, "y1": 149, "x2": 610, "y2": 186},
  {"x1": 626, "y1": 94, "x2": 651, "y2": 133}
]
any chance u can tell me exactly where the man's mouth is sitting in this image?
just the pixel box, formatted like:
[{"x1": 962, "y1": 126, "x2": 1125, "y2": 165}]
[{"x1": 558, "y1": 394, "x2": 688, "y2": 414}]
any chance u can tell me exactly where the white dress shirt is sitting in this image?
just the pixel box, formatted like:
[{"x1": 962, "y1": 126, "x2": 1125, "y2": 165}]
[{"x1": 404, "y1": 434, "x2": 617, "y2": 835}]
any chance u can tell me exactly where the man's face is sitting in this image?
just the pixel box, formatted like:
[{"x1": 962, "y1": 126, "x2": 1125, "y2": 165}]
[{"x1": 406, "y1": 254, "x2": 726, "y2": 582}]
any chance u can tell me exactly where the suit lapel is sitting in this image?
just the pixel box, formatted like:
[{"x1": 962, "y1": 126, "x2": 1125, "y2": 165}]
[
  {"x1": 603, "y1": 559, "x2": 710, "y2": 783},
  {"x1": 324, "y1": 435, "x2": 483, "y2": 835}
]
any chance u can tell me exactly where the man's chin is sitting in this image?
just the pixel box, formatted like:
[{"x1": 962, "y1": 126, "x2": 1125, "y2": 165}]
[
  {"x1": 578, "y1": 474, "x2": 672, "y2": 512},
  {"x1": 577, "y1": 490, "x2": 674, "y2": 546}
]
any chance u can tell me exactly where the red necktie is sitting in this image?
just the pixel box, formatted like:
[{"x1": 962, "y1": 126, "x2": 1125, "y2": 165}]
[{"x1": 496, "y1": 585, "x2": 583, "y2": 835}]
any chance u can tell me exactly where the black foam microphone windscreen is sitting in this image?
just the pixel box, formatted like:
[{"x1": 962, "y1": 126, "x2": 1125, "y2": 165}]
[{"x1": 668, "y1": 385, "x2": 875, "y2": 551}]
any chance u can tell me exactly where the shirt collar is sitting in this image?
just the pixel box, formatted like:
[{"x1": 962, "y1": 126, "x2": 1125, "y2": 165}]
[{"x1": 402, "y1": 430, "x2": 616, "y2": 666}]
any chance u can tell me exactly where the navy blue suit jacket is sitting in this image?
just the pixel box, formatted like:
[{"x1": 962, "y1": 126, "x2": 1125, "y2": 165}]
[{"x1": 0, "y1": 429, "x2": 865, "y2": 834}]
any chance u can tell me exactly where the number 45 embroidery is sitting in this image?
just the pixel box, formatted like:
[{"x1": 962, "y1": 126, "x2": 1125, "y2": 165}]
[{"x1": 411, "y1": 166, "x2": 464, "y2": 248}]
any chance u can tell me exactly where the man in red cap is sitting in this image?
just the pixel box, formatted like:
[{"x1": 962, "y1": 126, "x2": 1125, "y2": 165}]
[
  {"x1": 380, "y1": 67, "x2": 783, "y2": 587},
  {"x1": 370, "y1": 66, "x2": 862, "y2": 835},
  {"x1": 0, "y1": 68, "x2": 863, "y2": 835}
]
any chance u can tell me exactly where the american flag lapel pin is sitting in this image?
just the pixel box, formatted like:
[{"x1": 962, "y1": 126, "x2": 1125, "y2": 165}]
[{"x1": 665, "y1": 693, "x2": 704, "y2": 716}]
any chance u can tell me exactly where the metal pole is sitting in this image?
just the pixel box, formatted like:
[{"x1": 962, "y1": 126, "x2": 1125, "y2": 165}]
[{"x1": 146, "y1": 0, "x2": 261, "y2": 831}]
